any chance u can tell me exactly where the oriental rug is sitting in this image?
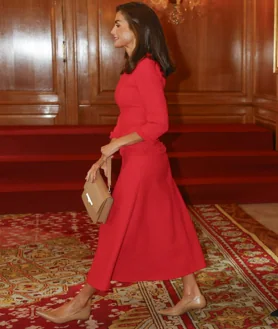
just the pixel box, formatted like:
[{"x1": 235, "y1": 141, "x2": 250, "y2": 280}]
[{"x1": 0, "y1": 205, "x2": 277, "y2": 329}]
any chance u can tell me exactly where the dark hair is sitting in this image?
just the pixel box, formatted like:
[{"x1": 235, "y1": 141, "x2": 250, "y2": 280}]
[{"x1": 116, "y1": 2, "x2": 175, "y2": 77}]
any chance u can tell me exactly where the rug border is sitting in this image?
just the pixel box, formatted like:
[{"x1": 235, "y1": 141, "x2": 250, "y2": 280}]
[{"x1": 215, "y1": 204, "x2": 278, "y2": 263}]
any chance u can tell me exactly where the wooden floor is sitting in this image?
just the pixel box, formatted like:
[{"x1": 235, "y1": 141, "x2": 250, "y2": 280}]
[{"x1": 220, "y1": 204, "x2": 278, "y2": 257}]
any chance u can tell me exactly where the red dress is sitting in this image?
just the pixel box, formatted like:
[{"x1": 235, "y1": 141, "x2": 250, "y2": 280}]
[{"x1": 87, "y1": 57, "x2": 206, "y2": 291}]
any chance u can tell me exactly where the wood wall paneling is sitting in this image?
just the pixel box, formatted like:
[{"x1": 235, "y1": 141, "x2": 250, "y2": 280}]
[
  {"x1": 0, "y1": 0, "x2": 53, "y2": 91},
  {"x1": 76, "y1": 0, "x2": 91, "y2": 107},
  {"x1": 254, "y1": 0, "x2": 276, "y2": 98},
  {"x1": 0, "y1": 0, "x2": 66, "y2": 124},
  {"x1": 0, "y1": 0, "x2": 277, "y2": 133},
  {"x1": 167, "y1": 105, "x2": 253, "y2": 124},
  {"x1": 77, "y1": 0, "x2": 126, "y2": 124},
  {"x1": 62, "y1": 0, "x2": 79, "y2": 124},
  {"x1": 253, "y1": 0, "x2": 278, "y2": 148},
  {"x1": 78, "y1": 0, "x2": 253, "y2": 125},
  {"x1": 0, "y1": 105, "x2": 58, "y2": 125},
  {"x1": 79, "y1": 105, "x2": 120, "y2": 125},
  {"x1": 254, "y1": 107, "x2": 277, "y2": 131},
  {"x1": 164, "y1": 0, "x2": 245, "y2": 93}
]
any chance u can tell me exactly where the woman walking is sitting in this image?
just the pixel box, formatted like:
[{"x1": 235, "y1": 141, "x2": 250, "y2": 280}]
[{"x1": 36, "y1": 2, "x2": 206, "y2": 323}]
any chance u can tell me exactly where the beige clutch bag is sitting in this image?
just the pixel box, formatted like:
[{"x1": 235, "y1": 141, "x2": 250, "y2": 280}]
[{"x1": 81, "y1": 157, "x2": 113, "y2": 224}]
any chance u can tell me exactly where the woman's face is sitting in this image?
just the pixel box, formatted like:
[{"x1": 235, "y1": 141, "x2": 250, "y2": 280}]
[{"x1": 111, "y1": 11, "x2": 136, "y2": 56}]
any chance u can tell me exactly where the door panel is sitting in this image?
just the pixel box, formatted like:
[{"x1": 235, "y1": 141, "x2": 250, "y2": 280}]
[{"x1": 0, "y1": 0, "x2": 65, "y2": 124}]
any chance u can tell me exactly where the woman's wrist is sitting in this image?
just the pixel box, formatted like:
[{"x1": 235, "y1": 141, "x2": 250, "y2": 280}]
[
  {"x1": 111, "y1": 137, "x2": 123, "y2": 149},
  {"x1": 115, "y1": 133, "x2": 142, "y2": 148},
  {"x1": 97, "y1": 155, "x2": 106, "y2": 166},
  {"x1": 109, "y1": 133, "x2": 142, "y2": 150}
]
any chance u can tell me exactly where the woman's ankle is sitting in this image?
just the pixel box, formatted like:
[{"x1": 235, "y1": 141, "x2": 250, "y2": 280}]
[
  {"x1": 182, "y1": 290, "x2": 202, "y2": 300},
  {"x1": 71, "y1": 295, "x2": 91, "y2": 309},
  {"x1": 73, "y1": 285, "x2": 96, "y2": 308}
]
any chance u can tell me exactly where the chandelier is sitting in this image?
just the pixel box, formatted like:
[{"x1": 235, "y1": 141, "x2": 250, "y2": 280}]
[{"x1": 144, "y1": 0, "x2": 204, "y2": 24}]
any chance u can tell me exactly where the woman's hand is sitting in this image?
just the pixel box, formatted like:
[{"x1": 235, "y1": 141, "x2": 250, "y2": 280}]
[
  {"x1": 85, "y1": 155, "x2": 107, "y2": 183},
  {"x1": 85, "y1": 139, "x2": 120, "y2": 183},
  {"x1": 85, "y1": 154, "x2": 113, "y2": 183},
  {"x1": 85, "y1": 161, "x2": 101, "y2": 183}
]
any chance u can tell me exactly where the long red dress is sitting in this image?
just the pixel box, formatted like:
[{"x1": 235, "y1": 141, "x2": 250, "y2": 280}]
[{"x1": 87, "y1": 57, "x2": 206, "y2": 291}]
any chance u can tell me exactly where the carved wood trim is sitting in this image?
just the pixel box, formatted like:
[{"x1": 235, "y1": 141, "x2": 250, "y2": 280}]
[
  {"x1": 79, "y1": 104, "x2": 253, "y2": 125},
  {"x1": 60, "y1": 0, "x2": 79, "y2": 124}
]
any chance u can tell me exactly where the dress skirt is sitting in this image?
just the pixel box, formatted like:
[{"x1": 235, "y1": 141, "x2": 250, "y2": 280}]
[{"x1": 87, "y1": 141, "x2": 206, "y2": 291}]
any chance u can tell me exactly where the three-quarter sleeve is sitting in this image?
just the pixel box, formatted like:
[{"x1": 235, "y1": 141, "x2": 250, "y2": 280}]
[{"x1": 134, "y1": 59, "x2": 169, "y2": 141}]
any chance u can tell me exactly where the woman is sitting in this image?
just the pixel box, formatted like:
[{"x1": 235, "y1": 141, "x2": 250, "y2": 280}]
[{"x1": 36, "y1": 2, "x2": 206, "y2": 323}]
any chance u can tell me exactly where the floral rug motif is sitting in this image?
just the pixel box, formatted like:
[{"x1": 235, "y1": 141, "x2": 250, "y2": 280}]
[{"x1": 0, "y1": 205, "x2": 277, "y2": 329}]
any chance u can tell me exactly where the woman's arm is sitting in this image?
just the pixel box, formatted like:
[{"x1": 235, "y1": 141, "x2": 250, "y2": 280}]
[
  {"x1": 86, "y1": 138, "x2": 117, "y2": 182},
  {"x1": 116, "y1": 132, "x2": 143, "y2": 146},
  {"x1": 101, "y1": 59, "x2": 168, "y2": 160},
  {"x1": 133, "y1": 59, "x2": 169, "y2": 141},
  {"x1": 100, "y1": 133, "x2": 143, "y2": 158}
]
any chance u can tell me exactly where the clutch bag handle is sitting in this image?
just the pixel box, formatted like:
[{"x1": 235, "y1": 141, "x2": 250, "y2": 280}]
[{"x1": 106, "y1": 156, "x2": 112, "y2": 193}]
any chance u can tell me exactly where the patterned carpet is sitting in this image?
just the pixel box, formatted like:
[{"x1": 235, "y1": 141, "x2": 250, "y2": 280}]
[
  {"x1": 219, "y1": 204, "x2": 278, "y2": 257},
  {"x1": 0, "y1": 205, "x2": 277, "y2": 329}
]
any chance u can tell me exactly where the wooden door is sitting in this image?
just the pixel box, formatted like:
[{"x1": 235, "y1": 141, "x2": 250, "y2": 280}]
[{"x1": 0, "y1": 0, "x2": 66, "y2": 125}]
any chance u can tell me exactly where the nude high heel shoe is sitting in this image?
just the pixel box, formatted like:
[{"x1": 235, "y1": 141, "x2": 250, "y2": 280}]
[
  {"x1": 36, "y1": 302, "x2": 91, "y2": 324},
  {"x1": 157, "y1": 295, "x2": 206, "y2": 316}
]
